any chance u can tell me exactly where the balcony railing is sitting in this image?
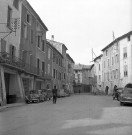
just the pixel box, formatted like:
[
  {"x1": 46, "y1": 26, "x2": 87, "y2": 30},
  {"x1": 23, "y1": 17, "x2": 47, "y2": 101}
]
[{"x1": 0, "y1": 52, "x2": 45, "y2": 78}]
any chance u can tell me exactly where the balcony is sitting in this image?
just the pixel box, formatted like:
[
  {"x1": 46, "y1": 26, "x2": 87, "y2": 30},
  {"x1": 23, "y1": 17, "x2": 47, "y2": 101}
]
[{"x1": 0, "y1": 52, "x2": 48, "y2": 79}]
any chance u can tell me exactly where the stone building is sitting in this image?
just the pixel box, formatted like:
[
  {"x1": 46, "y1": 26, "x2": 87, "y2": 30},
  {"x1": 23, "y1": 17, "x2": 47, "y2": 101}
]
[
  {"x1": 66, "y1": 53, "x2": 75, "y2": 94},
  {"x1": 93, "y1": 54, "x2": 103, "y2": 92},
  {"x1": 74, "y1": 64, "x2": 92, "y2": 93}
]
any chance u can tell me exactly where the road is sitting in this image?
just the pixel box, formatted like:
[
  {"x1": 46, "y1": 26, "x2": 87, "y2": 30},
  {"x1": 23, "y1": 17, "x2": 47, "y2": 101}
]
[{"x1": 0, "y1": 94, "x2": 132, "y2": 135}]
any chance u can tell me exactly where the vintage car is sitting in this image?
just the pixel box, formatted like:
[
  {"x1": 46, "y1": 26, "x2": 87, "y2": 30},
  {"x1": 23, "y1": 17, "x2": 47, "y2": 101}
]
[
  {"x1": 119, "y1": 83, "x2": 132, "y2": 106},
  {"x1": 29, "y1": 89, "x2": 44, "y2": 103},
  {"x1": 46, "y1": 89, "x2": 52, "y2": 100}
]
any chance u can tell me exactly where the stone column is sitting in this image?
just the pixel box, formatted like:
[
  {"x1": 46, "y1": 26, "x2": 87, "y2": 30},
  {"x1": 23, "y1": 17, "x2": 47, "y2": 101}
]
[
  {"x1": 17, "y1": 73, "x2": 25, "y2": 102},
  {"x1": 0, "y1": 66, "x2": 6, "y2": 105}
]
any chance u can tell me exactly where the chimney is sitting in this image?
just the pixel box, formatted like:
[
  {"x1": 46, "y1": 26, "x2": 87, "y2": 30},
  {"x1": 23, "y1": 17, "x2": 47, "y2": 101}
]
[{"x1": 51, "y1": 35, "x2": 54, "y2": 41}]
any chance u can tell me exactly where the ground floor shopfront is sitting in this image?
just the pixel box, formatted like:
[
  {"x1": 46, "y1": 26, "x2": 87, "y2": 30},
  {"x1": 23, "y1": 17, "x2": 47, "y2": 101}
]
[{"x1": 0, "y1": 65, "x2": 53, "y2": 107}]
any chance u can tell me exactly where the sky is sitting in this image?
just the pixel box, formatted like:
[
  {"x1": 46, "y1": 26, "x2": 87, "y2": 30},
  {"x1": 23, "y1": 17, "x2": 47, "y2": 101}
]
[{"x1": 28, "y1": 0, "x2": 132, "y2": 65}]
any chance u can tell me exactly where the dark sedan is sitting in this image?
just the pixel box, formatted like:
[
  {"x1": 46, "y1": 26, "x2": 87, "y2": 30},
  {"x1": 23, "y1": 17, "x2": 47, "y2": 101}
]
[{"x1": 119, "y1": 83, "x2": 132, "y2": 106}]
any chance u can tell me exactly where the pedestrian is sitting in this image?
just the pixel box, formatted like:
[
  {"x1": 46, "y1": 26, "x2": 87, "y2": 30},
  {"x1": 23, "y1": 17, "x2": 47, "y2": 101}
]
[
  {"x1": 52, "y1": 85, "x2": 58, "y2": 104},
  {"x1": 79, "y1": 89, "x2": 80, "y2": 94}
]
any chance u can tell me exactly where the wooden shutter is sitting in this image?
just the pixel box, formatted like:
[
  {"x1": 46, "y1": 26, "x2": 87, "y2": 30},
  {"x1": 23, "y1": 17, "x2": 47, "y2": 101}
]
[{"x1": 1, "y1": 39, "x2": 6, "y2": 52}]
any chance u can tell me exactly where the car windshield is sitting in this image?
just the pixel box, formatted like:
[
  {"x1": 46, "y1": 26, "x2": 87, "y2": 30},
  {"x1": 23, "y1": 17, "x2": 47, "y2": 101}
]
[
  {"x1": 125, "y1": 83, "x2": 132, "y2": 88},
  {"x1": 123, "y1": 88, "x2": 132, "y2": 94},
  {"x1": 30, "y1": 90, "x2": 38, "y2": 94}
]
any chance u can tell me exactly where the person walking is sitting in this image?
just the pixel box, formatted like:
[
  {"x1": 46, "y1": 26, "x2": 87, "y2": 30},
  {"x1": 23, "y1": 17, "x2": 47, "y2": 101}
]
[{"x1": 52, "y1": 85, "x2": 58, "y2": 104}]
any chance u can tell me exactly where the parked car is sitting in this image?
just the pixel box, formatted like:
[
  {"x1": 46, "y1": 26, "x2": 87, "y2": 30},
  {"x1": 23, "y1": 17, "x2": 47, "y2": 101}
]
[
  {"x1": 29, "y1": 89, "x2": 44, "y2": 103},
  {"x1": 41, "y1": 89, "x2": 49, "y2": 101},
  {"x1": 119, "y1": 83, "x2": 132, "y2": 106},
  {"x1": 58, "y1": 89, "x2": 65, "y2": 98},
  {"x1": 46, "y1": 89, "x2": 52, "y2": 100}
]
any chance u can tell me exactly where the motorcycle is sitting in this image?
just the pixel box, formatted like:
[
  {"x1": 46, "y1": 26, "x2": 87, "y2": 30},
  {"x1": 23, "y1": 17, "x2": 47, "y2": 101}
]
[{"x1": 112, "y1": 92, "x2": 119, "y2": 100}]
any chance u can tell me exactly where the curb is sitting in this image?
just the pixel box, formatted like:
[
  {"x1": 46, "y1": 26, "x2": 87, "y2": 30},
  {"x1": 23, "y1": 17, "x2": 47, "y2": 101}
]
[{"x1": 0, "y1": 103, "x2": 25, "y2": 112}]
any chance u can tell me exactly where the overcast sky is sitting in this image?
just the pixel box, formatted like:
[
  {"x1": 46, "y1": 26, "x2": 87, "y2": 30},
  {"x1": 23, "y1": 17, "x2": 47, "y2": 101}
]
[{"x1": 28, "y1": 0, "x2": 131, "y2": 65}]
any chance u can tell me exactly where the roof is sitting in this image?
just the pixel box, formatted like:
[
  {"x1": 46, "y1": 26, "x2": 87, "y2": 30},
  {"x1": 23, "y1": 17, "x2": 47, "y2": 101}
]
[
  {"x1": 47, "y1": 39, "x2": 68, "y2": 52},
  {"x1": 66, "y1": 53, "x2": 75, "y2": 63},
  {"x1": 94, "y1": 54, "x2": 103, "y2": 62},
  {"x1": 74, "y1": 64, "x2": 92, "y2": 70},
  {"x1": 46, "y1": 40, "x2": 63, "y2": 58},
  {"x1": 90, "y1": 64, "x2": 94, "y2": 70},
  {"x1": 101, "y1": 31, "x2": 132, "y2": 51},
  {"x1": 25, "y1": 0, "x2": 48, "y2": 31}
]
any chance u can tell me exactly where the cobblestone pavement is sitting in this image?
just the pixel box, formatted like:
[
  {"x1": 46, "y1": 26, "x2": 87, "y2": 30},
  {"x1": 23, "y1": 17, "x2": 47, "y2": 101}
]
[{"x1": 0, "y1": 94, "x2": 132, "y2": 135}]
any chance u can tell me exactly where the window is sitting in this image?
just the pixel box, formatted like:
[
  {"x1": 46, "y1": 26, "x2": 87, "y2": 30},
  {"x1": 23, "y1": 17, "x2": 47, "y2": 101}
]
[
  {"x1": 42, "y1": 62, "x2": 45, "y2": 73},
  {"x1": 99, "y1": 64, "x2": 100, "y2": 71},
  {"x1": 123, "y1": 47, "x2": 127, "y2": 58},
  {"x1": 53, "y1": 52, "x2": 56, "y2": 62},
  {"x1": 48, "y1": 48, "x2": 51, "y2": 59},
  {"x1": 99, "y1": 75, "x2": 101, "y2": 82},
  {"x1": 42, "y1": 40, "x2": 45, "y2": 51},
  {"x1": 127, "y1": 35, "x2": 130, "y2": 41},
  {"x1": 104, "y1": 61, "x2": 105, "y2": 68},
  {"x1": 56, "y1": 70, "x2": 58, "y2": 79},
  {"x1": 23, "y1": 23, "x2": 27, "y2": 39},
  {"x1": 7, "y1": 6, "x2": 12, "y2": 29},
  {"x1": 37, "y1": 35, "x2": 41, "y2": 48},
  {"x1": 107, "y1": 72, "x2": 109, "y2": 81},
  {"x1": 124, "y1": 65, "x2": 128, "y2": 77},
  {"x1": 116, "y1": 69, "x2": 118, "y2": 79},
  {"x1": 1, "y1": 39, "x2": 6, "y2": 52},
  {"x1": 106, "y1": 50, "x2": 108, "y2": 56},
  {"x1": 53, "y1": 69, "x2": 56, "y2": 78},
  {"x1": 64, "y1": 73, "x2": 66, "y2": 79},
  {"x1": 13, "y1": 0, "x2": 19, "y2": 9},
  {"x1": 37, "y1": 58, "x2": 40, "y2": 69},
  {"x1": 48, "y1": 64, "x2": 50, "y2": 74},
  {"x1": 27, "y1": 12, "x2": 31, "y2": 24},
  {"x1": 108, "y1": 59, "x2": 109, "y2": 67},
  {"x1": 30, "y1": 29, "x2": 33, "y2": 43},
  {"x1": 116, "y1": 54, "x2": 119, "y2": 63},
  {"x1": 10, "y1": 45, "x2": 16, "y2": 60},
  {"x1": 112, "y1": 57, "x2": 114, "y2": 65},
  {"x1": 56, "y1": 57, "x2": 58, "y2": 64}
]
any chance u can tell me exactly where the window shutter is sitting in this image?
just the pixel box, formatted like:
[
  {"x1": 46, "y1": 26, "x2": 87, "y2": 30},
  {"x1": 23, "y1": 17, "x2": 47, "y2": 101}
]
[{"x1": 1, "y1": 39, "x2": 6, "y2": 52}]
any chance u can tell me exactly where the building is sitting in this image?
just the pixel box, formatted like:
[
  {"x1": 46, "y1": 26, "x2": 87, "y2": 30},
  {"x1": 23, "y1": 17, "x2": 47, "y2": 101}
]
[
  {"x1": 93, "y1": 54, "x2": 103, "y2": 92},
  {"x1": 47, "y1": 38, "x2": 68, "y2": 90},
  {"x1": 118, "y1": 31, "x2": 132, "y2": 87},
  {"x1": 47, "y1": 40, "x2": 65, "y2": 96},
  {"x1": 20, "y1": 0, "x2": 48, "y2": 95},
  {"x1": 101, "y1": 31, "x2": 132, "y2": 94},
  {"x1": 0, "y1": 0, "x2": 24, "y2": 105},
  {"x1": 74, "y1": 64, "x2": 92, "y2": 93},
  {"x1": 0, "y1": 0, "x2": 49, "y2": 106},
  {"x1": 66, "y1": 53, "x2": 75, "y2": 94}
]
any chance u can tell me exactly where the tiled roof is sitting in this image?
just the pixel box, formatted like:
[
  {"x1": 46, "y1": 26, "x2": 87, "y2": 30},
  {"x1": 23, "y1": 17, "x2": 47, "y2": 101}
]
[
  {"x1": 74, "y1": 64, "x2": 92, "y2": 70},
  {"x1": 47, "y1": 39, "x2": 68, "y2": 52},
  {"x1": 66, "y1": 53, "x2": 75, "y2": 63},
  {"x1": 94, "y1": 54, "x2": 103, "y2": 62},
  {"x1": 46, "y1": 40, "x2": 63, "y2": 58},
  {"x1": 101, "y1": 31, "x2": 132, "y2": 51}
]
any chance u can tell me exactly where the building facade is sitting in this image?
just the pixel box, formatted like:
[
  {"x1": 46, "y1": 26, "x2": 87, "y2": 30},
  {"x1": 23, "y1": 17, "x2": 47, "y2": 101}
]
[
  {"x1": 66, "y1": 53, "x2": 75, "y2": 94},
  {"x1": 0, "y1": 0, "x2": 24, "y2": 105},
  {"x1": 74, "y1": 64, "x2": 92, "y2": 93},
  {"x1": 101, "y1": 31, "x2": 132, "y2": 94},
  {"x1": 119, "y1": 31, "x2": 132, "y2": 87},
  {"x1": 47, "y1": 39, "x2": 68, "y2": 90},
  {"x1": 94, "y1": 54, "x2": 103, "y2": 92},
  {"x1": 20, "y1": 0, "x2": 48, "y2": 95}
]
